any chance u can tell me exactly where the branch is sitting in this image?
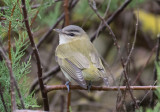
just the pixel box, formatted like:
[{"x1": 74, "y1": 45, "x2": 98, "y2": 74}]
[
  {"x1": 45, "y1": 85, "x2": 159, "y2": 92},
  {"x1": 16, "y1": 110, "x2": 46, "y2": 112},
  {"x1": 21, "y1": 0, "x2": 49, "y2": 111},
  {"x1": 0, "y1": 41, "x2": 16, "y2": 112},
  {"x1": 151, "y1": 35, "x2": 160, "y2": 107},
  {"x1": 64, "y1": 0, "x2": 69, "y2": 26},
  {"x1": 90, "y1": 0, "x2": 132, "y2": 42},
  {"x1": 124, "y1": 9, "x2": 138, "y2": 68},
  {"x1": 121, "y1": 59, "x2": 139, "y2": 109},
  {"x1": 37, "y1": 0, "x2": 79, "y2": 48},
  {"x1": 67, "y1": 91, "x2": 71, "y2": 112},
  {"x1": 119, "y1": 9, "x2": 139, "y2": 109},
  {"x1": 0, "y1": 84, "x2": 8, "y2": 112},
  {"x1": 64, "y1": 0, "x2": 70, "y2": 111},
  {"x1": 14, "y1": 79, "x2": 25, "y2": 109},
  {"x1": 132, "y1": 44, "x2": 157, "y2": 85},
  {"x1": 88, "y1": 0, "x2": 120, "y2": 51},
  {"x1": 8, "y1": 0, "x2": 19, "y2": 62},
  {"x1": 89, "y1": 0, "x2": 139, "y2": 109},
  {"x1": 25, "y1": 0, "x2": 79, "y2": 62},
  {"x1": 94, "y1": 0, "x2": 111, "y2": 40},
  {"x1": 29, "y1": 65, "x2": 60, "y2": 94}
]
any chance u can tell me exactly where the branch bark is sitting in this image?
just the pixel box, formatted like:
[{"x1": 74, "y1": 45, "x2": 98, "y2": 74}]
[
  {"x1": 0, "y1": 41, "x2": 16, "y2": 112},
  {"x1": 21, "y1": 0, "x2": 49, "y2": 110},
  {"x1": 45, "y1": 85, "x2": 159, "y2": 92}
]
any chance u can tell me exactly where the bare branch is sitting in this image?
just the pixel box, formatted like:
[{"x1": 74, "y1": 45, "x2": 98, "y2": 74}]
[
  {"x1": 90, "y1": 0, "x2": 132, "y2": 42},
  {"x1": 0, "y1": 41, "x2": 16, "y2": 112},
  {"x1": 0, "y1": 84, "x2": 8, "y2": 112},
  {"x1": 64, "y1": 0, "x2": 69, "y2": 26},
  {"x1": 29, "y1": 65, "x2": 60, "y2": 94},
  {"x1": 67, "y1": 92, "x2": 71, "y2": 112},
  {"x1": 132, "y1": 45, "x2": 157, "y2": 85},
  {"x1": 119, "y1": 9, "x2": 139, "y2": 109},
  {"x1": 8, "y1": 0, "x2": 20, "y2": 62},
  {"x1": 16, "y1": 110, "x2": 47, "y2": 112},
  {"x1": 21, "y1": 0, "x2": 49, "y2": 110},
  {"x1": 88, "y1": 0, "x2": 120, "y2": 51},
  {"x1": 121, "y1": 58, "x2": 139, "y2": 109},
  {"x1": 25, "y1": 0, "x2": 79, "y2": 62},
  {"x1": 45, "y1": 85, "x2": 159, "y2": 92}
]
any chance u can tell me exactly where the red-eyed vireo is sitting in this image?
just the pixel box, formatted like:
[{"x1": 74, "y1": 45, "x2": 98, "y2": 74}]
[{"x1": 54, "y1": 25, "x2": 109, "y2": 90}]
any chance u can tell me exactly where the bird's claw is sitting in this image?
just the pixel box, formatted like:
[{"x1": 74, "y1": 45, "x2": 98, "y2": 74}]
[
  {"x1": 65, "y1": 81, "x2": 70, "y2": 92},
  {"x1": 87, "y1": 81, "x2": 92, "y2": 92}
]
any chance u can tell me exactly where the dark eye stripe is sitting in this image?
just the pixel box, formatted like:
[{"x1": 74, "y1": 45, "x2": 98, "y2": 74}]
[
  {"x1": 66, "y1": 29, "x2": 80, "y2": 33},
  {"x1": 67, "y1": 33, "x2": 75, "y2": 36}
]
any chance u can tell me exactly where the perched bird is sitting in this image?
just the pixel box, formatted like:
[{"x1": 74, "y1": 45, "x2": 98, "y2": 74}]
[{"x1": 54, "y1": 25, "x2": 109, "y2": 90}]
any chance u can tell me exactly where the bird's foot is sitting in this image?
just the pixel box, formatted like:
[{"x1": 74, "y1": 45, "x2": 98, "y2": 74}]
[
  {"x1": 87, "y1": 81, "x2": 92, "y2": 92},
  {"x1": 65, "y1": 81, "x2": 70, "y2": 92},
  {"x1": 103, "y1": 78, "x2": 109, "y2": 87}
]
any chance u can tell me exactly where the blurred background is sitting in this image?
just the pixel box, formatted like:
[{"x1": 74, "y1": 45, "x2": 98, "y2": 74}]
[{"x1": 1, "y1": 0, "x2": 160, "y2": 112}]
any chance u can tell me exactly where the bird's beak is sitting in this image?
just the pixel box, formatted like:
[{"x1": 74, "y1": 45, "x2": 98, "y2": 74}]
[{"x1": 53, "y1": 29, "x2": 62, "y2": 34}]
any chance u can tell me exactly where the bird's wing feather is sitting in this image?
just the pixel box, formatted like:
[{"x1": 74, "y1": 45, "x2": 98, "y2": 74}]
[{"x1": 58, "y1": 57, "x2": 87, "y2": 89}]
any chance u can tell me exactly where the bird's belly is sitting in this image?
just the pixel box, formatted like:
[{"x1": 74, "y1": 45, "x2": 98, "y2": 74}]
[{"x1": 83, "y1": 72, "x2": 101, "y2": 81}]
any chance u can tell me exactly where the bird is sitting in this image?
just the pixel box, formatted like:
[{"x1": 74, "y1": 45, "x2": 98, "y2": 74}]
[{"x1": 54, "y1": 25, "x2": 109, "y2": 91}]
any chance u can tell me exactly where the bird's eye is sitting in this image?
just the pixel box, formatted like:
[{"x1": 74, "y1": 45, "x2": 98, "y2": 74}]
[{"x1": 68, "y1": 33, "x2": 75, "y2": 36}]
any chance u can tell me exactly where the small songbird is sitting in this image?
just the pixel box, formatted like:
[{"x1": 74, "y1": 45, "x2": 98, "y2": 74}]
[{"x1": 54, "y1": 25, "x2": 109, "y2": 90}]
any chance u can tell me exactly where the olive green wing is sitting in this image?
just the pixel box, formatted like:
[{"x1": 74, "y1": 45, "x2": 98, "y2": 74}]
[
  {"x1": 56, "y1": 52, "x2": 90, "y2": 89},
  {"x1": 87, "y1": 40, "x2": 110, "y2": 86}
]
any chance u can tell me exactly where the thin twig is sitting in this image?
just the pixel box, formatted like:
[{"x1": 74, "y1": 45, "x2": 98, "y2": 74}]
[
  {"x1": 21, "y1": 0, "x2": 49, "y2": 110},
  {"x1": 25, "y1": 0, "x2": 79, "y2": 62},
  {"x1": 121, "y1": 59, "x2": 139, "y2": 109},
  {"x1": 44, "y1": 36, "x2": 59, "y2": 71},
  {"x1": 0, "y1": 1, "x2": 61, "y2": 10},
  {"x1": 3, "y1": 6, "x2": 26, "y2": 105},
  {"x1": 0, "y1": 0, "x2": 27, "y2": 107},
  {"x1": 0, "y1": 41, "x2": 16, "y2": 112},
  {"x1": 37, "y1": 14, "x2": 64, "y2": 48},
  {"x1": 60, "y1": 95, "x2": 65, "y2": 112},
  {"x1": 64, "y1": 0, "x2": 69, "y2": 26},
  {"x1": 95, "y1": 0, "x2": 111, "y2": 40},
  {"x1": 0, "y1": 84, "x2": 8, "y2": 112},
  {"x1": 24, "y1": 13, "x2": 64, "y2": 62},
  {"x1": 132, "y1": 44, "x2": 157, "y2": 85},
  {"x1": 16, "y1": 110, "x2": 46, "y2": 112},
  {"x1": 124, "y1": 10, "x2": 139, "y2": 67},
  {"x1": 90, "y1": 0, "x2": 132, "y2": 42},
  {"x1": 29, "y1": 65, "x2": 60, "y2": 94},
  {"x1": 119, "y1": 9, "x2": 139, "y2": 109},
  {"x1": 140, "y1": 81, "x2": 157, "y2": 105},
  {"x1": 88, "y1": 0, "x2": 120, "y2": 51},
  {"x1": 151, "y1": 35, "x2": 160, "y2": 107},
  {"x1": 30, "y1": 1, "x2": 45, "y2": 27},
  {"x1": 45, "y1": 85, "x2": 159, "y2": 92},
  {"x1": 155, "y1": 35, "x2": 160, "y2": 62},
  {"x1": 30, "y1": 10, "x2": 40, "y2": 27},
  {"x1": 37, "y1": 0, "x2": 78, "y2": 48},
  {"x1": 63, "y1": 0, "x2": 71, "y2": 111},
  {"x1": 8, "y1": 0, "x2": 19, "y2": 62},
  {"x1": 13, "y1": 79, "x2": 25, "y2": 109},
  {"x1": 67, "y1": 92, "x2": 71, "y2": 112},
  {"x1": 89, "y1": 0, "x2": 139, "y2": 109}
]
